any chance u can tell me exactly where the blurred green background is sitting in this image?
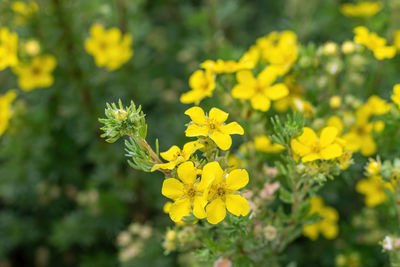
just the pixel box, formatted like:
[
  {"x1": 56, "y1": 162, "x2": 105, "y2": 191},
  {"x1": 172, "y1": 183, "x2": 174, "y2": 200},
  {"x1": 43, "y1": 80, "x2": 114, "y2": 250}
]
[{"x1": 0, "y1": 0, "x2": 396, "y2": 266}]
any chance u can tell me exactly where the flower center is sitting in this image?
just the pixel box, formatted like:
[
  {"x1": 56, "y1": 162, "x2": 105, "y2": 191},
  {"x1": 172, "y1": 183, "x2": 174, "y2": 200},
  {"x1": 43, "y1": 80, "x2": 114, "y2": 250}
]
[
  {"x1": 311, "y1": 142, "x2": 322, "y2": 153},
  {"x1": 31, "y1": 66, "x2": 42, "y2": 75},
  {"x1": 187, "y1": 187, "x2": 196, "y2": 198},
  {"x1": 216, "y1": 187, "x2": 226, "y2": 197},
  {"x1": 356, "y1": 125, "x2": 367, "y2": 135}
]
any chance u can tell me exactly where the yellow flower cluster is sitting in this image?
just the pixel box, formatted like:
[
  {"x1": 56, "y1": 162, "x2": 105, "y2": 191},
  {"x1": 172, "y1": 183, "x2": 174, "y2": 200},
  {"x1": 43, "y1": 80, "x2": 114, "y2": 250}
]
[
  {"x1": 85, "y1": 24, "x2": 133, "y2": 71},
  {"x1": 291, "y1": 127, "x2": 343, "y2": 162},
  {"x1": 0, "y1": 91, "x2": 17, "y2": 136},
  {"x1": 13, "y1": 55, "x2": 57, "y2": 91},
  {"x1": 354, "y1": 26, "x2": 396, "y2": 60},
  {"x1": 342, "y1": 95, "x2": 390, "y2": 156},
  {"x1": 0, "y1": 27, "x2": 19, "y2": 70},
  {"x1": 161, "y1": 161, "x2": 249, "y2": 224},
  {"x1": 303, "y1": 196, "x2": 339, "y2": 240},
  {"x1": 341, "y1": 2, "x2": 382, "y2": 17},
  {"x1": 180, "y1": 31, "x2": 298, "y2": 106},
  {"x1": 356, "y1": 175, "x2": 393, "y2": 207}
]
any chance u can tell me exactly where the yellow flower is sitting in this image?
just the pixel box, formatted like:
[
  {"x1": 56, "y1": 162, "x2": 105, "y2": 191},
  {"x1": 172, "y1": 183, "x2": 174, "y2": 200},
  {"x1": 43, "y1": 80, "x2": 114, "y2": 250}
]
[
  {"x1": 184, "y1": 107, "x2": 244, "y2": 150},
  {"x1": 13, "y1": 55, "x2": 56, "y2": 91},
  {"x1": 254, "y1": 135, "x2": 285, "y2": 153},
  {"x1": 327, "y1": 116, "x2": 344, "y2": 135},
  {"x1": 0, "y1": 27, "x2": 19, "y2": 70},
  {"x1": 341, "y1": 41, "x2": 355, "y2": 54},
  {"x1": 0, "y1": 90, "x2": 17, "y2": 136},
  {"x1": 161, "y1": 161, "x2": 214, "y2": 222},
  {"x1": 180, "y1": 70, "x2": 215, "y2": 104},
  {"x1": 341, "y1": 2, "x2": 382, "y2": 17},
  {"x1": 356, "y1": 175, "x2": 393, "y2": 207},
  {"x1": 365, "y1": 158, "x2": 381, "y2": 176},
  {"x1": 365, "y1": 95, "x2": 391, "y2": 115},
  {"x1": 232, "y1": 67, "x2": 289, "y2": 111},
  {"x1": 323, "y1": 42, "x2": 338, "y2": 55},
  {"x1": 152, "y1": 140, "x2": 204, "y2": 171},
  {"x1": 85, "y1": 24, "x2": 133, "y2": 70},
  {"x1": 259, "y1": 31, "x2": 299, "y2": 75},
  {"x1": 200, "y1": 58, "x2": 253, "y2": 74},
  {"x1": 394, "y1": 30, "x2": 400, "y2": 51},
  {"x1": 24, "y1": 39, "x2": 40, "y2": 56},
  {"x1": 303, "y1": 196, "x2": 339, "y2": 240},
  {"x1": 353, "y1": 26, "x2": 396, "y2": 60},
  {"x1": 204, "y1": 162, "x2": 250, "y2": 224},
  {"x1": 342, "y1": 119, "x2": 376, "y2": 156},
  {"x1": 329, "y1": 96, "x2": 342, "y2": 109},
  {"x1": 291, "y1": 127, "x2": 343, "y2": 162},
  {"x1": 391, "y1": 84, "x2": 400, "y2": 108}
]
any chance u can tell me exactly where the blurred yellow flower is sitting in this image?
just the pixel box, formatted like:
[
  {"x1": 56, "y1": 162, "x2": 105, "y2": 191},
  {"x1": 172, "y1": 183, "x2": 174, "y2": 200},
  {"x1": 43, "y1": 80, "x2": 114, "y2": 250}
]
[
  {"x1": 24, "y1": 39, "x2": 40, "y2": 56},
  {"x1": 161, "y1": 161, "x2": 213, "y2": 222},
  {"x1": 152, "y1": 140, "x2": 203, "y2": 171},
  {"x1": 205, "y1": 162, "x2": 249, "y2": 224},
  {"x1": 341, "y1": 2, "x2": 382, "y2": 17},
  {"x1": 180, "y1": 70, "x2": 215, "y2": 104},
  {"x1": 354, "y1": 26, "x2": 396, "y2": 60},
  {"x1": 184, "y1": 107, "x2": 244, "y2": 150},
  {"x1": 303, "y1": 196, "x2": 339, "y2": 240},
  {"x1": 0, "y1": 27, "x2": 19, "y2": 70},
  {"x1": 13, "y1": 55, "x2": 56, "y2": 91},
  {"x1": 254, "y1": 135, "x2": 285, "y2": 153},
  {"x1": 0, "y1": 90, "x2": 17, "y2": 136},
  {"x1": 291, "y1": 127, "x2": 343, "y2": 162},
  {"x1": 365, "y1": 158, "x2": 381, "y2": 176},
  {"x1": 392, "y1": 84, "x2": 400, "y2": 108},
  {"x1": 85, "y1": 24, "x2": 133, "y2": 71},
  {"x1": 257, "y1": 31, "x2": 298, "y2": 75},
  {"x1": 12, "y1": 1, "x2": 38, "y2": 16},
  {"x1": 323, "y1": 42, "x2": 338, "y2": 55},
  {"x1": 341, "y1": 41, "x2": 355, "y2": 54},
  {"x1": 356, "y1": 175, "x2": 393, "y2": 207},
  {"x1": 232, "y1": 67, "x2": 289, "y2": 112},
  {"x1": 329, "y1": 96, "x2": 342, "y2": 108}
]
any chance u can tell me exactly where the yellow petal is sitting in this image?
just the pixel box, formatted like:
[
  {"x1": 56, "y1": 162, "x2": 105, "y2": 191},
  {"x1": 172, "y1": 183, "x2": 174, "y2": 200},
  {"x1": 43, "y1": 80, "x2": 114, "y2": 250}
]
[
  {"x1": 160, "y1": 146, "x2": 180, "y2": 161},
  {"x1": 319, "y1": 127, "x2": 338, "y2": 147},
  {"x1": 320, "y1": 222, "x2": 338, "y2": 240},
  {"x1": 226, "y1": 169, "x2": 249, "y2": 190},
  {"x1": 302, "y1": 153, "x2": 321, "y2": 162},
  {"x1": 201, "y1": 161, "x2": 223, "y2": 188},
  {"x1": 209, "y1": 108, "x2": 229, "y2": 123},
  {"x1": 251, "y1": 94, "x2": 271, "y2": 111},
  {"x1": 184, "y1": 107, "x2": 207, "y2": 125},
  {"x1": 232, "y1": 84, "x2": 254, "y2": 99},
  {"x1": 303, "y1": 225, "x2": 319, "y2": 240},
  {"x1": 210, "y1": 130, "x2": 232, "y2": 150},
  {"x1": 162, "y1": 178, "x2": 184, "y2": 200},
  {"x1": 264, "y1": 83, "x2": 289, "y2": 100},
  {"x1": 206, "y1": 198, "x2": 226, "y2": 224},
  {"x1": 225, "y1": 194, "x2": 250, "y2": 216},
  {"x1": 220, "y1": 122, "x2": 244, "y2": 135},
  {"x1": 169, "y1": 198, "x2": 191, "y2": 222},
  {"x1": 298, "y1": 127, "x2": 317, "y2": 146},
  {"x1": 182, "y1": 140, "x2": 203, "y2": 159},
  {"x1": 177, "y1": 161, "x2": 197, "y2": 185},
  {"x1": 291, "y1": 139, "x2": 311, "y2": 156},
  {"x1": 189, "y1": 70, "x2": 205, "y2": 89},
  {"x1": 186, "y1": 124, "x2": 209, "y2": 137},
  {"x1": 193, "y1": 196, "x2": 207, "y2": 219},
  {"x1": 151, "y1": 161, "x2": 177, "y2": 171},
  {"x1": 360, "y1": 135, "x2": 376, "y2": 156},
  {"x1": 320, "y1": 144, "x2": 342, "y2": 160},
  {"x1": 257, "y1": 66, "x2": 278, "y2": 87},
  {"x1": 180, "y1": 90, "x2": 206, "y2": 104},
  {"x1": 236, "y1": 70, "x2": 256, "y2": 85}
]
